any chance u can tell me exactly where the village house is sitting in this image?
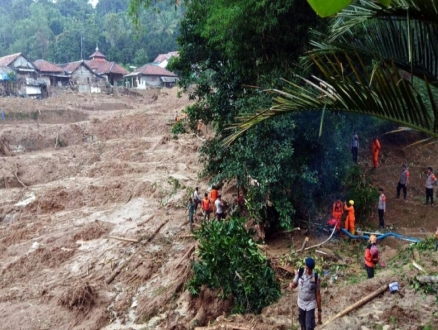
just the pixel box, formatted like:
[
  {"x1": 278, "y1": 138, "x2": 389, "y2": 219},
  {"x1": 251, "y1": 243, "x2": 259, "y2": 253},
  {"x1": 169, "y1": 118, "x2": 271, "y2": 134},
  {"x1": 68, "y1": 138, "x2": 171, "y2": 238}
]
[
  {"x1": 124, "y1": 64, "x2": 178, "y2": 89},
  {"x1": 84, "y1": 47, "x2": 128, "y2": 86},
  {"x1": 0, "y1": 52, "x2": 45, "y2": 97},
  {"x1": 33, "y1": 59, "x2": 69, "y2": 87},
  {"x1": 152, "y1": 51, "x2": 179, "y2": 68}
]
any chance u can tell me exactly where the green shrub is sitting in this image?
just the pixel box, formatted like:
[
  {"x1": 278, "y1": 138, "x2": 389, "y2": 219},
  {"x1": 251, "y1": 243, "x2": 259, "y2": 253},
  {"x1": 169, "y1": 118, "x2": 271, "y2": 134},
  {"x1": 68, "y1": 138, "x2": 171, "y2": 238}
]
[
  {"x1": 343, "y1": 165, "x2": 379, "y2": 222},
  {"x1": 172, "y1": 121, "x2": 186, "y2": 139},
  {"x1": 187, "y1": 217, "x2": 281, "y2": 314}
]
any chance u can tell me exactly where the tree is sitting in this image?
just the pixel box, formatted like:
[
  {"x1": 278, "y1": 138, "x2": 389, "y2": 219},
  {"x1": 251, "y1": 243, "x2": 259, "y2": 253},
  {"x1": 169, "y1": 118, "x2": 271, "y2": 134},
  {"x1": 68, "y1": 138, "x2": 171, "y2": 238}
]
[
  {"x1": 227, "y1": 0, "x2": 438, "y2": 143},
  {"x1": 188, "y1": 217, "x2": 281, "y2": 314}
]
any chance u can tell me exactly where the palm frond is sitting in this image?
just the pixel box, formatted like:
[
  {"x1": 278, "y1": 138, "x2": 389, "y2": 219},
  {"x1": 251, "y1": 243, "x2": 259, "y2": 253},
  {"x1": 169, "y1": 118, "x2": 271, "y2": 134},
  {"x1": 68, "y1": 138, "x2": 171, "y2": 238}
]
[{"x1": 223, "y1": 52, "x2": 438, "y2": 146}]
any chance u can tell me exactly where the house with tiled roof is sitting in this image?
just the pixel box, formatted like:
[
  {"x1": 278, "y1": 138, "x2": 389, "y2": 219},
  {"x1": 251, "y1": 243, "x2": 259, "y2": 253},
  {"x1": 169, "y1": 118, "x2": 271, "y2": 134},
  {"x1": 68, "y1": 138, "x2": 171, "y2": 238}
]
[
  {"x1": 124, "y1": 64, "x2": 178, "y2": 89},
  {"x1": 62, "y1": 60, "x2": 98, "y2": 86},
  {"x1": 33, "y1": 59, "x2": 69, "y2": 87},
  {"x1": 0, "y1": 52, "x2": 46, "y2": 97},
  {"x1": 84, "y1": 47, "x2": 128, "y2": 85},
  {"x1": 0, "y1": 52, "x2": 37, "y2": 76},
  {"x1": 152, "y1": 51, "x2": 179, "y2": 68}
]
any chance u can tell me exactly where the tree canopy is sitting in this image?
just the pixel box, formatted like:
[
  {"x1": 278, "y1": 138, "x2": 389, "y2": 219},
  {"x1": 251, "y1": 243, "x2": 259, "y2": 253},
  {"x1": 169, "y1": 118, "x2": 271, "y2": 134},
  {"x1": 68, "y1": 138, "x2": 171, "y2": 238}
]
[{"x1": 0, "y1": 0, "x2": 183, "y2": 65}]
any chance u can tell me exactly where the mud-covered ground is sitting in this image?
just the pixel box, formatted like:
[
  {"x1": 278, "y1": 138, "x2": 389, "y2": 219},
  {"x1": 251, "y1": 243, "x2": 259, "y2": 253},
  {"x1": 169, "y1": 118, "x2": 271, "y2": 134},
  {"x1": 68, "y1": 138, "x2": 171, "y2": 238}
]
[{"x1": 0, "y1": 90, "x2": 437, "y2": 330}]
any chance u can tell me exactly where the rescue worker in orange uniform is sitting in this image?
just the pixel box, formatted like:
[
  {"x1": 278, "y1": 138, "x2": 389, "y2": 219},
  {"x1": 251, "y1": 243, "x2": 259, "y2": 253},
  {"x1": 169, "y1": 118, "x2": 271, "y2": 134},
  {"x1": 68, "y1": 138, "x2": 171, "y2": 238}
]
[
  {"x1": 344, "y1": 200, "x2": 355, "y2": 235},
  {"x1": 364, "y1": 235, "x2": 379, "y2": 278},
  {"x1": 331, "y1": 199, "x2": 343, "y2": 233},
  {"x1": 371, "y1": 137, "x2": 381, "y2": 168},
  {"x1": 210, "y1": 186, "x2": 219, "y2": 213}
]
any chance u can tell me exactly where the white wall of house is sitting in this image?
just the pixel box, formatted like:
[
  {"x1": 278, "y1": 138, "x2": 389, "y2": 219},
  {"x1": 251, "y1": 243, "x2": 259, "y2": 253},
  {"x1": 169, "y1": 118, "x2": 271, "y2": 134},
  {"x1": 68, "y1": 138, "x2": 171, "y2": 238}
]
[
  {"x1": 142, "y1": 75, "x2": 162, "y2": 88},
  {"x1": 12, "y1": 56, "x2": 35, "y2": 69},
  {"x1": 157, "y1": 60, "x2": 168, "y2": 68}
]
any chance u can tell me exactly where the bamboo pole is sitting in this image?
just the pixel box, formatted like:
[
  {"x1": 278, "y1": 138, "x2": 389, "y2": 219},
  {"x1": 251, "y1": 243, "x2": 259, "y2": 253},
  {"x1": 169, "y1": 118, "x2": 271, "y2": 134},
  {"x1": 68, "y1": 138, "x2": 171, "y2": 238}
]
[{"x1": 318, "y1": 284, "x2": 388, "y2": 328}]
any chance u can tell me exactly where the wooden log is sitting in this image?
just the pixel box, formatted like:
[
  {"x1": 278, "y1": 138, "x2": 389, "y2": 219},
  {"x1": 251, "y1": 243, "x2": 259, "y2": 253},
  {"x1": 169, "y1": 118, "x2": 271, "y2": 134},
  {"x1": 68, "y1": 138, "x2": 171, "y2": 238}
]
[
  {"x1": 318, "y1": 284, "x2": 388, "y2": 329},
  {"x1": 137, "y1": 215, "x2": 154, "y2": 226},
  {"x1": 106, "y1": 219, "x2": 169, "y2": 284},
  {"x1": 412, "y1": 261, "x2": 425, "y2": 273},
  {"x1": 109, "y1": 235, "x2": 139, "y2": 243},
  {"x1": 105, "y1": 254, "x2": 135, "y2": 284},
  {"x1": 175, "y1": 244, "x2": 196, "y2": 268},
  {"x1": 300, "y1": 237, "x2": 309, "y2": 253},
  {"x1": 416, "y1": 275, "x2": 438, "y2": 283}
]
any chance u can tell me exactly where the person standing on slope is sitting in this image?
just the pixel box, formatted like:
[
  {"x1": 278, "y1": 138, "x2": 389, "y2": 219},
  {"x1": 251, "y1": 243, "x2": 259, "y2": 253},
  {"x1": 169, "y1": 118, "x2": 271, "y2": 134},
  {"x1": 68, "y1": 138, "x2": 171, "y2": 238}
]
[
  {"x1": 378, "y1": 188, "x2": 386, "y2": 229},
  {"x1": 210, "y1": 185, "x2": 219, "y2": 213},
  {"x1": 397, "y1": 164, "x2": 410, "y2": 201},
  {"x1": 331, "y1": 199, "x2": 343, "y2": 236},
  {"x1": 364, "y1": 235, "x2": 379, "y2": 278},
  {"x1": 425, "y1": 167, "x2": 437, "y2": 206},
  {"x1": 289, "y1": 257, "x2": 322, "y2": 329},
  {"x1": 371, "y1": 137, "x2": 381, "y2": 168},
  {"x1": 215, "y1": 194, "x2": 225, "y2": 221},
  {"x1": 201, "y1": 193, "x2": 212, "y2": 221},
  {"x1": 351, "y1": 131, "x2": 359, "y2": 163},
  {"x1": 344, "y1": 200, "x2": 356, "y2": 235}
]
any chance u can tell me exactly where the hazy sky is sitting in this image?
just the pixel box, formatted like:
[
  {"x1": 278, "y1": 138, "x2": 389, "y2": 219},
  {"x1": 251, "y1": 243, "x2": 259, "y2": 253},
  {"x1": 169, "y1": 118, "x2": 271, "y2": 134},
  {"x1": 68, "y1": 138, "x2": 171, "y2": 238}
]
[{"x1": 89, "y1": 0, "x2": 98, "y2": 7}]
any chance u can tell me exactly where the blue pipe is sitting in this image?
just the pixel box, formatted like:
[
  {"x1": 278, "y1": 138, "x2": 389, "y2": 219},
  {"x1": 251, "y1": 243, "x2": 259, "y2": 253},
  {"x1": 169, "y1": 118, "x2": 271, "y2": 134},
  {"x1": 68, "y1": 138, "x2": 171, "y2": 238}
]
[{"x1": 340, "y1": 228, "x2": 421, "y2": 243}]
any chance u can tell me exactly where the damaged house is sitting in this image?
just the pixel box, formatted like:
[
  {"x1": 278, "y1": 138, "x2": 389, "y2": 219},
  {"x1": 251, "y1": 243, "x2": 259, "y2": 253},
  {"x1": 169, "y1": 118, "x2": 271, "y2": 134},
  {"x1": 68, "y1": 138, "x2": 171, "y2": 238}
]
[
  {"x1": 0, "y1": 52, "x2": 46, "y2": 97},
  {"x1": 33, "y1": 59, "x2": 69, "y2": 87}
]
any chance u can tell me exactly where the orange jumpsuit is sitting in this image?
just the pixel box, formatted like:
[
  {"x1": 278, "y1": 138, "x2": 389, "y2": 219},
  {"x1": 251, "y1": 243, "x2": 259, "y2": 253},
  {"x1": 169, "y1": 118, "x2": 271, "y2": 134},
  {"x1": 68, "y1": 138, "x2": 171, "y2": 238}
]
[
  {"x1": 372, "y1": 138, "x2": 381, "y2": 168},
  {"x1": 210, "y1": 189, "x2": 218, "y2": 213},
  {"x1": 332, "y1": 200, "x2": 343, "y2": 231},
  {"x1": 344, "y1": 204, "x2": 355, "y2": 235}
]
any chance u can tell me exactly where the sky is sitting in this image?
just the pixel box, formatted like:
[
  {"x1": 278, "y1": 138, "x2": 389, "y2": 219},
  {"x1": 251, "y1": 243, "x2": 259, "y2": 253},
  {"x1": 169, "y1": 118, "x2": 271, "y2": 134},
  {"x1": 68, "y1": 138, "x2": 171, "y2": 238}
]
[{"x1": 89, "y1": 0, "x2": 98, "y2": 7}]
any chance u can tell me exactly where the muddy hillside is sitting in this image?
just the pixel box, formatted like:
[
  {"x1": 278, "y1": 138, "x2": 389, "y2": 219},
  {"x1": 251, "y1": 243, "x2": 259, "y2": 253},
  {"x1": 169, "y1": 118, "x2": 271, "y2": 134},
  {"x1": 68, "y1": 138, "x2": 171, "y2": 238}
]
[{"x1": 0, "y1": 90, "x2": 437, "y2": 330}]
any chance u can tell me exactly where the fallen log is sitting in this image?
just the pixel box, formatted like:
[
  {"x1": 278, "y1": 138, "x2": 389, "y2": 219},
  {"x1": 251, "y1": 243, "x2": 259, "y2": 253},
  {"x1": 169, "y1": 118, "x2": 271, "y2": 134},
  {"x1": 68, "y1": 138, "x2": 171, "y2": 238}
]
[
  {"x1": 299, "y1": 237, "x2": 309, "y2": 253},
  {"x1": 144, "y1": 219, "x2": 170, "y2": 243},
  {"x1": 109, "y1": 235, "x2": 139, "y2": 243},
  {"x1": 416, "y1": 275, "x2": 438, "y2": 284},
  {"x1": 137, "y1": 215, "x2": 154, "y2": 226},
  {"x1": 105, "y1": 254, "x2": 135, "y2": 284},
  {"x1": 175, "y1": 244, "x2": 196, "y2": 268},
  {"x1": 412, "y1": 261, "x2": 426, "y2": 273},
  {"x1": 319, "y1": 284, "x2": 388, "y2": 329}
]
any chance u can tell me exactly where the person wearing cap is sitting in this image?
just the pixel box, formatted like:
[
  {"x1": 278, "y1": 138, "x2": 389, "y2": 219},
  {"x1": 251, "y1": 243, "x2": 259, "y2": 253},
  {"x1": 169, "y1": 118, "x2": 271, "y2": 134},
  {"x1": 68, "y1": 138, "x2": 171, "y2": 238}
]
[
  {"x1": 215, "y1": 194, "x2": 225, "y2": 221},
  {"x1": 364, "y1": 235, "x2": 379, "y2": 278},
  {"x1": 378, "y1": 188, "x2": 386, "y2": 229},
  {"x1": 344, "y1": 200, "x2": 356, "y2": 235},
  {"x1": 289, "y1": 257, "x2": 322, "y2": 329},
  {"x1": 425, "y1": 166, "x2": 437, "y2": 206},
  {"x1": 397, "y1": 164, "x2": 410, "y2": 201}
]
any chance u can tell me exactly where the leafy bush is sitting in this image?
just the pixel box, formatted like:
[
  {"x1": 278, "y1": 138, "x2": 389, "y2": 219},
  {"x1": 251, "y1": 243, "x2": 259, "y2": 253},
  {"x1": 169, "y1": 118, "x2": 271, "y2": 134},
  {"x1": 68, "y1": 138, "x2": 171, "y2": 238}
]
[
  {"x1": 187, "y1": 217, "x2": 281, "y2": 314},
  {"x1": 343, "y1": 165, "x2": 379, "y2": 222},
  {"x1": 172, "y1": 121, "x2": 186, "y2": 139}
]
